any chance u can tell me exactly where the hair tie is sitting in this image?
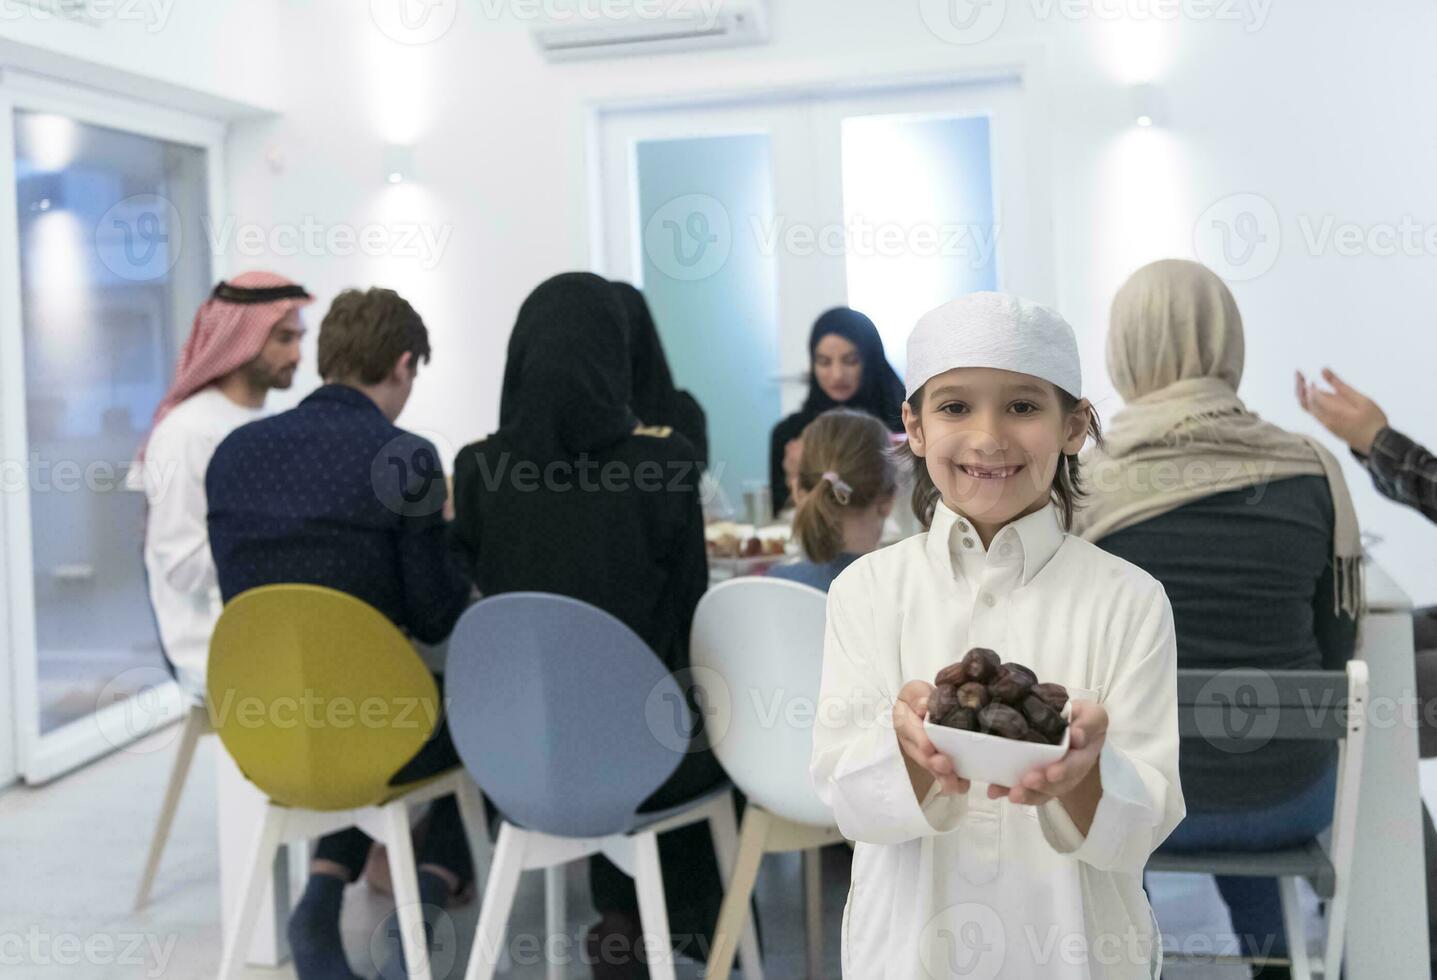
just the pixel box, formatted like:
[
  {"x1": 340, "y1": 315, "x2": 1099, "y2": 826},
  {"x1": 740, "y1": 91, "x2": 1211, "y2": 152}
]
[{"x1": 821, "y1": 471, "x2": 853, "y2": 505}]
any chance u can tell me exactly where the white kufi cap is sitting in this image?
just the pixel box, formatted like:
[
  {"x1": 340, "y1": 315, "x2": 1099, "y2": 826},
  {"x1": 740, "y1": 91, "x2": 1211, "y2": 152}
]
[{"x1": 905, "y1": 292, "x2": 1082, "y2": 399}]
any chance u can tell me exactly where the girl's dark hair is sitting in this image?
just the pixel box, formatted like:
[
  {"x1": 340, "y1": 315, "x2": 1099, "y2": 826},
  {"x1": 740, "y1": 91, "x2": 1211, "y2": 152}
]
[
  {"x1": 898, "y1": 383, "x2": 1103, "y2": 530},
  {"x1": 791, "y1": 409, "x2": 899, "y2": 563}
]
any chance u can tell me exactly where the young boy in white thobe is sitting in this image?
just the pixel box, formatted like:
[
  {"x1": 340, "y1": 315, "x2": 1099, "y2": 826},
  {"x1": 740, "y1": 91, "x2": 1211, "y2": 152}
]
[{"x1": 811, "y1": 292, "x2": 1185, "y2": 979}]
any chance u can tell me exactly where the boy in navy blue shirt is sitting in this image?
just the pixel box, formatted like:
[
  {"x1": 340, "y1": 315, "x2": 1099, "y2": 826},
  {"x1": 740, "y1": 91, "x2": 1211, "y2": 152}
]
[{"x1": 208, "y1": 287, "x2": 472, "y2": 980}]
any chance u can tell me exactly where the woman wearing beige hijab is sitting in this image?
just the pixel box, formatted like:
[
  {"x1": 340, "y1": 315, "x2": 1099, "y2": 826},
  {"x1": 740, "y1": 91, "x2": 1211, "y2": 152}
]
[{"x1": 1075, "y1": 259, "x2": 1365, "y2": 980}]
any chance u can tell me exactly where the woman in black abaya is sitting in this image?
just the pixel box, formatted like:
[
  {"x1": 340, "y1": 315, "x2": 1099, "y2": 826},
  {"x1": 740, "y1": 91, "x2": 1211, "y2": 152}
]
[
  {"x1": 452, "y1": 272, "x2": 723, "y2": 980},
  {"x1": 611, "y1": 281, "x2": 709, "y2": 470}
]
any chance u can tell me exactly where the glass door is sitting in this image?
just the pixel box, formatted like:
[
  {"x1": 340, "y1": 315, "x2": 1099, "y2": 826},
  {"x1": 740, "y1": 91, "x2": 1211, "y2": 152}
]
[
  {"x1": 599, "y1": 104, "x2": 796, "y2": 511},
  {"x1": 0, "y1": 75, "x2": 222, "y2": 783},
  {"x1": 811, "y1": 80, "x2": 1047, "y2": 377},
  {"x1": 596, "y1": 76, "x2": 1039, "y2": 512}
]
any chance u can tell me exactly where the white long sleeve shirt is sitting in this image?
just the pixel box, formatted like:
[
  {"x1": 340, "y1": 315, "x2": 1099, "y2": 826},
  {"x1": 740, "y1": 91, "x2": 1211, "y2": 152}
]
[
  {"x1": 138, "y1": 387, "x2": 263, "y2": 697},
  {"x1": 811, "y1": 501, "x2": 1184, "y2": 979}
]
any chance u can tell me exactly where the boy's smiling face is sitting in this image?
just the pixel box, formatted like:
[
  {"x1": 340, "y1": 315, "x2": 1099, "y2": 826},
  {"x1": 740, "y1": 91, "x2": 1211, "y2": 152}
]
[{"x1": 903, "y1": 367, "x2": 1091, "y2": 538}]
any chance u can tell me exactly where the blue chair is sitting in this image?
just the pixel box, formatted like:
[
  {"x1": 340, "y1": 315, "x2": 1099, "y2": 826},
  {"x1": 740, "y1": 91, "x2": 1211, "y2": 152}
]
[{"x1": 445, "y1": 593, "x2": 763, "y2": 980}]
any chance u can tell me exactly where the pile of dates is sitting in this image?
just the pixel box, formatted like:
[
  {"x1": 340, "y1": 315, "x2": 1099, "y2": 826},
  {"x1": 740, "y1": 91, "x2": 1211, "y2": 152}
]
[{"x1": 928, "y1": 647, "x2": 1069, "y2": 745}]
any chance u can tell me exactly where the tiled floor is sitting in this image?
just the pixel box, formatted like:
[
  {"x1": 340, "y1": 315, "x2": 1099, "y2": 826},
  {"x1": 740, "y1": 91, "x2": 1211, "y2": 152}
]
[{"x1": 2, "y1": 726, "x2": 1340, "y2": 978}]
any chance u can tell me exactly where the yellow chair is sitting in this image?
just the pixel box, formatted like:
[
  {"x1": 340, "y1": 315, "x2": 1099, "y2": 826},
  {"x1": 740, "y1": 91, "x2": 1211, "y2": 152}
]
[
  {"x1": 134, "y1": 699, "x2": 212, "y2": 910},
  {"x1": 209, "y1": 584, "x2": 488, "y2": 980}
]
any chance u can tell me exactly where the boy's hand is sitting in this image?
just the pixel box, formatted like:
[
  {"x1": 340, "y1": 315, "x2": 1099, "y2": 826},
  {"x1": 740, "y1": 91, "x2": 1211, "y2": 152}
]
[
  {"x1": 987, "y1": 700, "x2": 1108, "y2": 809},
  {"x1": 895, "y1": 680, "x2": 971, "y2": 797}
]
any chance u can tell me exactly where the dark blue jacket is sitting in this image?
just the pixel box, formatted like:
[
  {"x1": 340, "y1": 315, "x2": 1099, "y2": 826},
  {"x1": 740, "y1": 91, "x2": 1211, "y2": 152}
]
[{"x1": 207, "y1": 384, "x2": 471, "y2": 643}]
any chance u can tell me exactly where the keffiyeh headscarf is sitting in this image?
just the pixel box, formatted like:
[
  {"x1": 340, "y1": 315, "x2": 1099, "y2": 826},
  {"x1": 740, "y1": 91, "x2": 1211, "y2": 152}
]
[{"x1": 135, "y1": 270, "x2": 313, "y2": 461}]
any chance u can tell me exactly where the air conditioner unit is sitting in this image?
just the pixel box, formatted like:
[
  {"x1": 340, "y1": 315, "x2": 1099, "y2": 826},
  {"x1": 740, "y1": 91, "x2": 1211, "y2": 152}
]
[
  {"x1": 7, "y1": 0, "x2": 101, "y2": 26},
  {"x1": 531, "y1": 0, "x2": 769, "y2": 62}
]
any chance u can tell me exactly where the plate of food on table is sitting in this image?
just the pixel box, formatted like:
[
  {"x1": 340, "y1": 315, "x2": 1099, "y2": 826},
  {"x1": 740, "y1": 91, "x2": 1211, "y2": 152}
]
[{"x1": 705, "y1": 521, "x2": 793, "y2": 578}]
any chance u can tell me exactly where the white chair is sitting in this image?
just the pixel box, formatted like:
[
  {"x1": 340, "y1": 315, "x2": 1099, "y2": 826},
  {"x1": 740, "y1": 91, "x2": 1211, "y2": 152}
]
[
  {"x1": 691, "y1": 577, "x2": 846, "y2": 980},
  {"x1": 1148, "y1": 662, "x2": 1369, "y2": 979}
]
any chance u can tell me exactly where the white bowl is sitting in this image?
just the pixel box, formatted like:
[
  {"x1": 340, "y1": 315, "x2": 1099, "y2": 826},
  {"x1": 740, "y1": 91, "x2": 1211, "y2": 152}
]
[{"x1": 924, "y1": 705, "x2": 1071, "y2": 788}]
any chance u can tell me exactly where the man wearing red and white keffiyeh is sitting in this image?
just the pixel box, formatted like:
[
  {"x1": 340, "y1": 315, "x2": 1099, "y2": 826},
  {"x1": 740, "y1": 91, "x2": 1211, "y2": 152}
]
[{"x1": 134, "y1": 270, "x2": 313, "y2": 696}]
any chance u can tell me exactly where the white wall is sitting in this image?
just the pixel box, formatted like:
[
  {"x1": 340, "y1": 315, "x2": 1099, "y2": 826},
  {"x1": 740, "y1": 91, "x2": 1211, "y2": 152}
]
[
  {"x1": 7, "y1": 0, "x2": 1436, "y2": 604},
  {"x1": 0, "y1": 0, "x2": 283, "y2": 112}
]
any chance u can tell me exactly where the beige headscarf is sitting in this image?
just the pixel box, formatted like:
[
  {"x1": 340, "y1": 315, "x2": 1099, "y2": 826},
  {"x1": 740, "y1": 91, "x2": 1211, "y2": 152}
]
[{"x1": 1073, "y1": 259, "x2": 1364, "y2": 618}]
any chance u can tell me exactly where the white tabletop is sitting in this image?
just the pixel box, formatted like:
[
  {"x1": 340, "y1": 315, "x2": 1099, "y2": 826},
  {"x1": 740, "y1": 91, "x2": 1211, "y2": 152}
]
[
  {"x1": 1363, "y1": 557, "x2": 1412, "y2": 614},
  {"x1": 1347, "y1": 560, "x2": 1426, "y2": 977}
]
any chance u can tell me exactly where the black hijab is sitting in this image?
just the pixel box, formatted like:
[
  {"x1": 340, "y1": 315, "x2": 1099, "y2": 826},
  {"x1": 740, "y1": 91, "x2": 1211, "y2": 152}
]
[
  {"x1": 497, "y1": 272, "x2": 638, "y2": 461},
  {"x1": 769, "y1": 307, "x2": 903, "y2": 512},
  {"x1": 610, "y1": 281, "x2": 709, "y2": 467},
  {"x1": 611, "y1": 282, "x2": 678, "y2": 424},
  {"x1": 800, "y1": 307, "x2": 904, "y2": 430}
]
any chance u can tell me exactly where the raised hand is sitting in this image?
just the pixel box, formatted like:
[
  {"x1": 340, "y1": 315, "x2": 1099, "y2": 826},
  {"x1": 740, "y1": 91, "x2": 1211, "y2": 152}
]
[{"x1": 1296, "y1": 367, "x2": 1389, "y2": 455}]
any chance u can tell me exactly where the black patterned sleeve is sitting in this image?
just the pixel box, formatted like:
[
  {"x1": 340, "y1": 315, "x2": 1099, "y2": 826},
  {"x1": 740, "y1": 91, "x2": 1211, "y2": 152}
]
[{"x1": 1353, "y1": 427, "x2": 1437, "y2": 524}]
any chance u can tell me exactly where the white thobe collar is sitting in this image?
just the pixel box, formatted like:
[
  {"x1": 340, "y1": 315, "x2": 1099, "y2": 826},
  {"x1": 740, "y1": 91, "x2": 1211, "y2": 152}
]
[{"x1": 925, "y1": 499, "x2": 1066, "y2": 587}]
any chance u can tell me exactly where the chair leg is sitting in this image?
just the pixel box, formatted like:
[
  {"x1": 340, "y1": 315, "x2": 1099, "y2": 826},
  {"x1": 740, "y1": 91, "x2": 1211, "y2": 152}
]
[
  {"x1": 464, "y1": 823, "x2": 526, "y2": 980},
  {"x1": 1278, "y1": 876, "x2": 1313, "y2": 980},
  {"x1": 803, "y1": 847, "x2": 824, "y2": 979},
  {"x1": 1321, "y1": 742, "x2": 1356, "y2": 976},
  {"x1": 706, "y1": 806, "x2": 771, "y2": 980},
  {"x1": 383, "y1": 801, "x2": 435, "y2": 980},
  {"x1": 455, "y1": 776, "x2": 494, "y2": 886},
  {"x1": 634, "y1": 832, "x2": 677, "y2": 980},
  {"x1": 217, "y1": 805, "x2": 286, "y2": 980},
  {"x1": 544, "y1": 864, "x2": 566, "y2": 980},
  {"x1": 709, "y1": 796, "x2": 766, "y2": 980},
  {"x1": 1321, "y1": 878, "x2": 1352, "y2": 980},
  {"x1": 134, "y1": 703, "x2": 207, "y2": 909}
]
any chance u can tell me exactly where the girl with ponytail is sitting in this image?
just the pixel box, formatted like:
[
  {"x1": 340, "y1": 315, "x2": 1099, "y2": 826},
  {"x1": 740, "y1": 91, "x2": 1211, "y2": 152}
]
[{"x1": 770, "y1": 408, "x2": 898, "y2": 592}]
